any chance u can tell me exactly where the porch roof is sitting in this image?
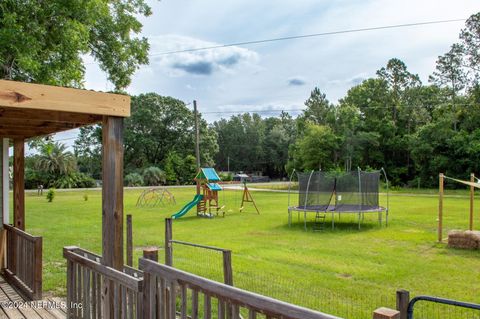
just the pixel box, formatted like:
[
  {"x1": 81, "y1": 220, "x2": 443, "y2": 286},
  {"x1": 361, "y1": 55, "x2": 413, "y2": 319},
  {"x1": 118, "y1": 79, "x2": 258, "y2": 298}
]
[{"x1": 0, "y1": 80, "x2": 130, "y2": 138}]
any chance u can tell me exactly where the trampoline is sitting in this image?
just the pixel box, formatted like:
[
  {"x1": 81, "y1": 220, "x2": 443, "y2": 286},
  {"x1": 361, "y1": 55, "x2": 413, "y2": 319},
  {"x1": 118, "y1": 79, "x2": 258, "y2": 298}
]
[{"x1": 287, "y1": 169, "x2": 389, "y2": 231}]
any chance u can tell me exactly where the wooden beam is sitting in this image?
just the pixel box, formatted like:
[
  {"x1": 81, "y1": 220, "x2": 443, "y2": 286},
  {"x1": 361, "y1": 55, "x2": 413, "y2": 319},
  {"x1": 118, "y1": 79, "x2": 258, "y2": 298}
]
[
  {"x1": 0, "y1": 106, "x2": 102, "y2": 124},
  {"x1": 0, "y1": 80, "x2": 130, "y2": 117},
  {"x1": 0, "y1": 128, "x2": 63, "y2": 138},
  {"x1": 0, "y1": 117, "x2": 80, "y2": 129},
  {"x1": 102, "y1": 116, "x2": 124, "y2": 270},
  {"x1": 13, "y1": 139, "x2": 25, "y2": 230}
]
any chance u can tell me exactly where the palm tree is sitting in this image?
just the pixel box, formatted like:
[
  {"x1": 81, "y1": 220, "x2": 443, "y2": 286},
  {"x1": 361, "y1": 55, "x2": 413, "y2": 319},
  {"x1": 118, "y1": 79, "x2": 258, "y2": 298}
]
[{"x1": 36, "y1": 142, "x2": 77, "y2": 177}]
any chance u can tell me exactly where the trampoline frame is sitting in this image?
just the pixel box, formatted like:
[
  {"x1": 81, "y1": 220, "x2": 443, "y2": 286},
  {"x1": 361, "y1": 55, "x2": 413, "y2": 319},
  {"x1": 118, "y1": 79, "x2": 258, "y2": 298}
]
[{"x1": 287, "y1": 168, "x2": 389, "y2": 231}]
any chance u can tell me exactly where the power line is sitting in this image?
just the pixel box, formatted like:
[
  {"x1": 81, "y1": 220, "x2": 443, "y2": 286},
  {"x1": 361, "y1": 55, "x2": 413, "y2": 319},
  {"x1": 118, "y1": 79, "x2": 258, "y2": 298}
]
[
  {"x1": 150, "y1": 18, "x2": 466, "y2": 56},
  {"x1": 203, "y1": 109, "x2": 303, "y2": 114},
  {"x1": 84, "y1": 17, "x2": 466, "y2": 67}
]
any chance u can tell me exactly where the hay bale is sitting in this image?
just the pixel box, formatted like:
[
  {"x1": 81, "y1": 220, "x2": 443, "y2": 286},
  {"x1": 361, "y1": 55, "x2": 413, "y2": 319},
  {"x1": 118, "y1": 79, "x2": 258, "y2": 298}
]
[{"x1": 448, "y1": 230, "x2": 479, "y2": 249}]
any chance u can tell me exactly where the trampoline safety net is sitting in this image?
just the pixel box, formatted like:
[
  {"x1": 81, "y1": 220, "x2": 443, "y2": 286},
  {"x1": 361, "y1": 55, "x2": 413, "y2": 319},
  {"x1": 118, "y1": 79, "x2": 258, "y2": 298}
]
[{"x1": 297, "y1": 170, "x2": 381, "y2": 211}]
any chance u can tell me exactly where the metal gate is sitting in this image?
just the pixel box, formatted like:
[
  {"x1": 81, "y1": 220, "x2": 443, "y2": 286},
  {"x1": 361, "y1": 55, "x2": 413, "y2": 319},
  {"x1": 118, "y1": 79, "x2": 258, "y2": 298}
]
[{"x1": 407, "y1": 295, "x2": 480, "y2": 319}]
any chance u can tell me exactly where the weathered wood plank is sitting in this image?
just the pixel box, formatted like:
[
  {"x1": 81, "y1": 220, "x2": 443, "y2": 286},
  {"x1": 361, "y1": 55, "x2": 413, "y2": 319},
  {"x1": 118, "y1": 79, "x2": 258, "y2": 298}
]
[
  {"x1": 63, "y1": 249, "x2": 141, "y2": 291},
  {"x1": 66, "y1": 260, "x2": 74, "y2": 318},
  {"x1": 204, "y1": 294, "x2": 211, "y2": 319},
  {"x1": 0, "y1": 107, "x2": 102, "y2": 124},
  {"x1": 142, "y1": 272, "x2": 155, "y2": 319},
  {"x1": 13, "y1": 139, "x2": 24, "y2": 230},
  {"x1": 102, "y1": 116, "x2": 124, "y2": 319},
  {"x1": 139, "y1": 258, "x2": 341, "y2": 319},
  {"x1": 0, "y1": 128, "x2": 61, "y2": 138},
  {"x1": 126, "y1": 215, "x2": 133, "y2": 267},
  {"x1": 33, "y1": 237, "x2": 42, "y2": 300},
  {"x1": 181, "y1": 284, "x2": 187, "y2": 319},
  {"x1": 0, "y1": 80, "x2": 130, "y2": 117},
  {"x1": 102, "y1": 116, "x2": 124, "y2": 270},
  {"x1": 192, "y1": 289, "x2": 199, "y2": 319},
  {"x1": 170, "y1": 282, "x2": 177, "y2": 319},
  {"x1": 0, "y1": 279, "x2": 31, "y2": 319}
]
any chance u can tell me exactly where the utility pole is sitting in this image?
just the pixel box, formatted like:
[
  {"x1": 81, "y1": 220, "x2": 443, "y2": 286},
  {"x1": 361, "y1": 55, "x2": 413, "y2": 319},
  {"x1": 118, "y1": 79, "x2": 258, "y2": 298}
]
[
  {"x1": 227, "y1": 156, "x2": 230, "y2": 172},
  {"x1": 194, "y1": 100, "x2": 201, "y2": 215},
  {"x1": 193, "y1": 100, "x2": 200, "y2": 169}
]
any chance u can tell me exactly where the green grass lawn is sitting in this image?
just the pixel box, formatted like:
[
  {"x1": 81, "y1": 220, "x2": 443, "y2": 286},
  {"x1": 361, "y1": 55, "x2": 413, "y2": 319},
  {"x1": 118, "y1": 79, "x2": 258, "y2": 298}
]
[{"x1": 13, "y1": 187, "x2": 480, "y2": 318}]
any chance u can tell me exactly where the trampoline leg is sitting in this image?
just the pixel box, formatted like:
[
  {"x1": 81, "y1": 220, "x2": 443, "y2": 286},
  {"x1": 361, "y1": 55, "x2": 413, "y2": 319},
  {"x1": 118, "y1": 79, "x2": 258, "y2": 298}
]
[
  {"x1": 358, "y1": 213, "x2": 361, "y2": 230},
  {"x1": 288, "y1": 209, "x2": 291, "y2": 227},
  {"x1": 304, "y1": 212, "x2": 307, "y2": 231}
]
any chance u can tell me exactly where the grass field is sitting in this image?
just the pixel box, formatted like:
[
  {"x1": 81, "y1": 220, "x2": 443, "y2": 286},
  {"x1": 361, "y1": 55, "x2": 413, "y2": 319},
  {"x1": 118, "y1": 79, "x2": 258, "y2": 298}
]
[{"x1": 13, "y1": 186, "x2": 480, "y2": 318}]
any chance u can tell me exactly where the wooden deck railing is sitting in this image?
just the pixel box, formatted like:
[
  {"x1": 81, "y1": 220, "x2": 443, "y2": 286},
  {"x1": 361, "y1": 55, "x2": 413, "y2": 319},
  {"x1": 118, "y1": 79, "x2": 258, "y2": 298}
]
[
  {"x1": 139, "y1": 257, "x2": 341, "y2": 319},
  {"x1": 63, "y1": 246, "x2": 144, "y2": 319},
  {"x1": 3, "y1": 224, "x2": 42, "y2": 300}
]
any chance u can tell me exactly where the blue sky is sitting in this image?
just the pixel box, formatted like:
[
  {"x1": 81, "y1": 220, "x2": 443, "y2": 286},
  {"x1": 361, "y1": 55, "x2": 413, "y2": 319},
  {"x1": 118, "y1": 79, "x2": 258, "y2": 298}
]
[{"x1": 58, "y1": 0, "x2": 479, "y2": 145}]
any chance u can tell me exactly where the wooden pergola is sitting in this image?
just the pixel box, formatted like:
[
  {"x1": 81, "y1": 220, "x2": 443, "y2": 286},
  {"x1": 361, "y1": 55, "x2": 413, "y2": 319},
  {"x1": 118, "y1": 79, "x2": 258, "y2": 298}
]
[{"x1": 0, "y1": 79, "x2": 130, "y2": 303}]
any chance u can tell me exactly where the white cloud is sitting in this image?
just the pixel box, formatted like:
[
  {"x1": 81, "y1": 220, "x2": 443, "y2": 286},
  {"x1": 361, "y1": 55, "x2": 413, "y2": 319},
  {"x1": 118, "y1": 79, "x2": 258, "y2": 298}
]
[
  {"x1": 288, "y1": 76, "x2": 307, "y2": 86},
  {"x1": 148, "y1": 35, "x2": 259, "y2": 76}
]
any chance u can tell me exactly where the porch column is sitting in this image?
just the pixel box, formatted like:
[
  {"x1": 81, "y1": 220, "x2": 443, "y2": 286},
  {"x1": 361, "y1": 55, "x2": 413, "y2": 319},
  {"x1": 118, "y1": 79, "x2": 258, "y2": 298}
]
[
  {"x1": 0, "y1": 139, "x2": 9, "y2": 267},
  {"x1": 102, "y1": 116, "x2": 124, "y2": 269},
  {"x1": 13, "y1": 139, "x2": 24, "y2": 230},
  {"x1": 2, "y1": 138, "x2": 8, "y2": 225}
]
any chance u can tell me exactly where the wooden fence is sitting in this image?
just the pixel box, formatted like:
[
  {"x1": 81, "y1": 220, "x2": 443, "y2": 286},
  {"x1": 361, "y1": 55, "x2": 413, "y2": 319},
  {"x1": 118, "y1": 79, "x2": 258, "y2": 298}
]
[
  {"x1": 139, "y1": 257, "x2": 341, "y2": 319},
  {"x1": 63, "y1": 246, "x2": 144, "y2": 319},
  {"x1": 3, "y1": 224, "x2": 42, "y2": 300}
]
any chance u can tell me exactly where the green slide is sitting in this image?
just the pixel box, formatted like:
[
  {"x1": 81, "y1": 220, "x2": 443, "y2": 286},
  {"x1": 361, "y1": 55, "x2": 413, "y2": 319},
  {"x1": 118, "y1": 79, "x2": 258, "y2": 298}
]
[{"x1": 171, "y1": 194, "x2": 204, "y2": 219}]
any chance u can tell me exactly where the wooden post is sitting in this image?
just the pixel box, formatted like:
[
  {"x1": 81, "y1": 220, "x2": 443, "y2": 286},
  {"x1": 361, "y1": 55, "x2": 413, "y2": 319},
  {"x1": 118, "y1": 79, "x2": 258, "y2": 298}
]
[
  {"x1": 438, "y1": 173, "x2": 444, "y2": 242},
  {"x1": 143, "y1": 248, "x2": 159, "y2": 262},
  {"x1": 102, "y1": 116, "x2": 124, "y2": 319},
  {"x1": 0, "y1": 139, "x2": 8, "y2": 269},
  {"x1": 165, "y1": 218, "x2": 173, "y2": 266},
  {"x1": 102, "y1": 116, "x2": 124, "y2": 269},
  {"x1": 126, "y1": 214, "x2": 133, "y2": 267},
  {"x1": 13, "y1": 139, "x2": 25, "y2": 230},
  {"x1": 222, "y1": 250, "x2": 233, "y2": 286},
  {"x1": 470, "y1": 173, "x2": 474, "y2": 231},
  {"x1": 2, "y1": 138, "x2": 8, "y2": 226},
  {"x1": 373, "y1": 307, "x2": 400, "y2": 319},
  {"x1": 396, "y1": 289, "x2": 410, "y2": 319}
]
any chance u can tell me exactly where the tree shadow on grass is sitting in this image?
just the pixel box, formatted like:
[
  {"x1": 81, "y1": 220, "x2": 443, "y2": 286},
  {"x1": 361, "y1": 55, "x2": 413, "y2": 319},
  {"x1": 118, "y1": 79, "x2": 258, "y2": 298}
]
[{"x1": 277, "y1": 217, "x2": 380, "y2": 234}]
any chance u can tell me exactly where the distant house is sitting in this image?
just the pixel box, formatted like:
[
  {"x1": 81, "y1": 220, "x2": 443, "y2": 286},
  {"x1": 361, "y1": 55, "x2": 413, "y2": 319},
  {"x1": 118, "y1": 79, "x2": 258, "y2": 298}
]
[
  {"x1": 233, "y1": 173, "x2": 249, "y2": 183},
  {"x1": 233, "y1": 173, "x2": 271, "y2": 183}
]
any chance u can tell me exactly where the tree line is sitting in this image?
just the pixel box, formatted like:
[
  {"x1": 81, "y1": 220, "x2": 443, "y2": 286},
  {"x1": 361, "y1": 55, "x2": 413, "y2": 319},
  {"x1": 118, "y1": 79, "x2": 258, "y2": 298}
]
[{"x1": 2, "y1": 4, "x2": 478, "y2": 188}]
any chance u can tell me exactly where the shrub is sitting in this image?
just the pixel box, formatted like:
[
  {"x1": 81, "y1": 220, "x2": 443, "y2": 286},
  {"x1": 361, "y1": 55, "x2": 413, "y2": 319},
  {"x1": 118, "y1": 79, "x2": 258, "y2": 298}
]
[
  {"x1": 53, "y1": 172, "x2": 96, "y2": 189},
  {"x1": 125, "y1": 173, "x2": 144, "y2": 187},
  {"x1": 46, "y1": 188, "x2": 55, "y2": 202},
  {"x1": 219, "y1": 172, "x2": 233, "y2": 181},
  {"x1": 143, "y1": 167, "x2": 166, "y2": 186}
]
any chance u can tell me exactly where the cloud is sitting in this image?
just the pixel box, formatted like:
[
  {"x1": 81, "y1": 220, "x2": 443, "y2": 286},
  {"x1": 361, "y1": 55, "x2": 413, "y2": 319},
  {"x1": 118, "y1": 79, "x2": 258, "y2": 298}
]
[
  {"x1": 149, "y1": 35, "x2": 259, "y2": 76},
  {"x1": 288, "y1": 76, "x2": 306, "y2": 86},
  {"x1": 173, "y1": 61, "x2": 213, "y2": 75}
]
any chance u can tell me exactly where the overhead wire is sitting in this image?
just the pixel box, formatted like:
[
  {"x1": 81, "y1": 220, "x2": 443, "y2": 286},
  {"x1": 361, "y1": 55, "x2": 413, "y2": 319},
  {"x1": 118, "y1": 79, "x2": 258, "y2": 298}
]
[
  {"x1": 150, "y1": 18, "x2": 466, "y2": 56},
  {"x1": 83, "y1": 18, "x2": 466, "y2": 66}
]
